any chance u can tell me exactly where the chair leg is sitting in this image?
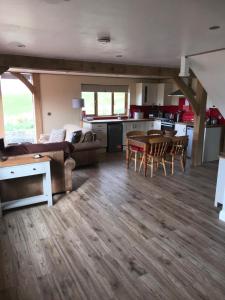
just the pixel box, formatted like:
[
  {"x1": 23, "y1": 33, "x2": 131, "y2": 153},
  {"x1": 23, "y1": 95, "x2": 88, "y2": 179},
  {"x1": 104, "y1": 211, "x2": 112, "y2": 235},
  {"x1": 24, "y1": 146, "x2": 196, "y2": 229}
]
[
  {"x1": 180, "y1": 156, "x2": 185, "y2": 172},
  {"x1": 139, "y1": 155, "x2": 145, "y2": 173},
  {"x1": 171, "y1": 155, "x2": 174, "y2": 175},
  {"x1": 150, "y1": 157, "x2": 154, "y2": 178},
  {"x1": 134, "y1": 152, "x2": 137, "y2": 172},
  {"x1": 162, "y1": 158, "x2": 167, "y2": 176}
]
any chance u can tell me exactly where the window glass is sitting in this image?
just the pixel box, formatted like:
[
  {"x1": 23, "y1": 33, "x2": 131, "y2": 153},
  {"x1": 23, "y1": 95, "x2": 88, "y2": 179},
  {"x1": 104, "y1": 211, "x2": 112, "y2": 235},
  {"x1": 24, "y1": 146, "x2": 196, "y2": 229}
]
[
  {"x1": 82, "y1": 92, "x2": 95, "y2": 115},
  {"x1": 114, "y1": 92, "x2": 126, "y2": 114},
  {"x1": 1, "y1": 77, "x2": 36, "y2": 145},
  {"x1": 97, "y1": 92, "x2": 112, "y2": 116}
]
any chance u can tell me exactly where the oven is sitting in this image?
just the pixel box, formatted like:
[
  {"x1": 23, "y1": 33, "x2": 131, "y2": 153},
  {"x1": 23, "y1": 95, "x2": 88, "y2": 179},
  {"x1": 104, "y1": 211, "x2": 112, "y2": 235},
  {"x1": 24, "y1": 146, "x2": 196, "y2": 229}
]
[{"x1": 161, "y1": 119, "x2": 175, "y2": 131}]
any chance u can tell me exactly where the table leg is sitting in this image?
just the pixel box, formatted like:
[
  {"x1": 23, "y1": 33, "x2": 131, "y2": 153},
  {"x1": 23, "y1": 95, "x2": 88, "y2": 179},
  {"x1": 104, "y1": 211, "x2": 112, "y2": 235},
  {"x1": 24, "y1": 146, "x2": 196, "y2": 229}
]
[
  {"x1": 126, "y1": 145, "x2": 130, "y2": 169},
  {"x1": 43, "y1": 162, "x2": 53, "y2": 207}
]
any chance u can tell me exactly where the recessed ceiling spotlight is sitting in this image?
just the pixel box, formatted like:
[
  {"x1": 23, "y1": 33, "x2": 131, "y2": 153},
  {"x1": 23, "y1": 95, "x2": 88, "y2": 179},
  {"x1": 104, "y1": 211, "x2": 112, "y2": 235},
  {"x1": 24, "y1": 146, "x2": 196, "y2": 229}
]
[
  {"x1": 17, "y1": 43, "x2": 26, "y2": 48},
  {"x1": 97, "y1": 35, "x2": 111, "y2": 45},
  {"x1": 209, "y1": 25, "x2": 220, "y2": 30},
  {"x1": 116, "y1": 54, "x2": 123, "y2": 58}
]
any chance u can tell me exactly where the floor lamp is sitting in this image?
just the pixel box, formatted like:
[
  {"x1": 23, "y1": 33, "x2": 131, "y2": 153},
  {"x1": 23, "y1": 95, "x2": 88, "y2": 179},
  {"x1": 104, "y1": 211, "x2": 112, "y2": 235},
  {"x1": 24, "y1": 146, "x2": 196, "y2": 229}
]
[{"x1": 72, "y1": 98, "x2": 84, "y2": 127}]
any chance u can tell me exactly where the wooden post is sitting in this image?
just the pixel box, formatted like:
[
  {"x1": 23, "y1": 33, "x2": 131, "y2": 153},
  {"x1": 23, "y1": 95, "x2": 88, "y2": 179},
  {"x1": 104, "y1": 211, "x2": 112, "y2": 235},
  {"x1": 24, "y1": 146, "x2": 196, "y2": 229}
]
[
  {"x1": 0, "y1": 82, "x2": 4, "y2": 137},
  {"x1": 0, "y1": 67, "x2": 8, "y2": 138},
  {"x1": 32, "y1": 73, "x2": 43, "y2": 140},
  {"x1": 192, "y1": 80, "x2": 207, "y2": 166}
]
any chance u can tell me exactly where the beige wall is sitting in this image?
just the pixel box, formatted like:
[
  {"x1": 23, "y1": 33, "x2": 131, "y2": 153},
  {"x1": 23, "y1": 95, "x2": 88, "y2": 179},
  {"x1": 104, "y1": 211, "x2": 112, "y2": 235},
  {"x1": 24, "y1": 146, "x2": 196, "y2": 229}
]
[{"x1": 40, "y1": 74, "x2": 139, "y2": 133}]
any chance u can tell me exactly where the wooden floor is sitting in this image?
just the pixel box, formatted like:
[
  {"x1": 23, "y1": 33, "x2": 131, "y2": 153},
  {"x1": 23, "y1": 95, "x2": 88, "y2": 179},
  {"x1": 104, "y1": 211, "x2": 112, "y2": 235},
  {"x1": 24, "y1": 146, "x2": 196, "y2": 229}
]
[{"x1": 1, "y1": 153, "x2": 225, "y2": 300}]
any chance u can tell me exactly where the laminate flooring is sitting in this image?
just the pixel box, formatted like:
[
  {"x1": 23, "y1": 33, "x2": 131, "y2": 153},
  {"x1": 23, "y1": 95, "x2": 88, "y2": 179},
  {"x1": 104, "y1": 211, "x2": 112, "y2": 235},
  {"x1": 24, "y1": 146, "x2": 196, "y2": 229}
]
[{"x1": 1, "y1": 153, "x2": 225, "y2": 300}]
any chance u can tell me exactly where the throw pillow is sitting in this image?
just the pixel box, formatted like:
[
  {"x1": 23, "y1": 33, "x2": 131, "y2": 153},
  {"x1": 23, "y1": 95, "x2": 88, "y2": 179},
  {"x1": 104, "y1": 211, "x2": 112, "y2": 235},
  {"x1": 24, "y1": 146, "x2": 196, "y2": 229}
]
[
  {"x1": 71, "y1": 130, "x2": 82, "y2": 144},
  {"x1": 49, "y1": 129, "x2": 66, "y2": 143}
]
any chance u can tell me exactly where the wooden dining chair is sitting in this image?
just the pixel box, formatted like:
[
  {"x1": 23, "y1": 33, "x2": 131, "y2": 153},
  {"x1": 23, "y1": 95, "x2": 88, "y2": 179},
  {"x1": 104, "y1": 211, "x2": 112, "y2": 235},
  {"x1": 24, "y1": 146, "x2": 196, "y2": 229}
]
[
  {"x1": 126, "y1": 131, "x2": 145, "y2": 171},
  {"x1": 147, "y1": 129, "x2": 163, "y2": 136},
  {"x1": 163, "y1": 130, "x2": 177, "y2": 137},
  {"x1": 165, "y1": 136, "x2": 188, "y2": 175},
  {"x1": 139, "y1": 137, "x2": 171, "y2": 177}
]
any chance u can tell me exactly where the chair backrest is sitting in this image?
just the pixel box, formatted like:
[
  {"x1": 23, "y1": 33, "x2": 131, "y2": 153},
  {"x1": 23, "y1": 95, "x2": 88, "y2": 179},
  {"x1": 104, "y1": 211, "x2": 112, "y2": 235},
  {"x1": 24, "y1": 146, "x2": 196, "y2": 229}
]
[
  {"x1": 148, "y1": 137, "x2": 171, "y2": 157},
  {"x1": 147, "y1": 129, "x2": 163, "y2": 136},
  {"x1": 171, "y1": 136, "x2": 188, "y2": 155},
  {"x1": 126, "y1": 131, "x2": 145, "y2": 138},
  {"x1": 163, "y1": 130, "x2": 177, "y2": 137}
]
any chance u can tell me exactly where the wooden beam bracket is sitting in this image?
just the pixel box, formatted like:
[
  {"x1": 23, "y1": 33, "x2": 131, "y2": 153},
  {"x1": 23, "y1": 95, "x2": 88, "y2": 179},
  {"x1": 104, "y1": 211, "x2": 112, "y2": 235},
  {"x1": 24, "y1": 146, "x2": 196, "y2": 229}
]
[
  {"x1": 173, "y1": 76, "x2": 199, "y2": 115},
  {"x1": 10, "y1": 72, "x2": 34, "y2": 94}
]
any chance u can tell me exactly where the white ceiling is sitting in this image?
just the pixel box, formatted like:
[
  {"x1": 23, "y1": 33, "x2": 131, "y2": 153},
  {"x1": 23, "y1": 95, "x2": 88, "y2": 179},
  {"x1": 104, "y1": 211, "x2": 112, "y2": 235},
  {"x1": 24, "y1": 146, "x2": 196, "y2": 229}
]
[{"x1": 0, "y1": 0, "x2": 225, "y2": 67}]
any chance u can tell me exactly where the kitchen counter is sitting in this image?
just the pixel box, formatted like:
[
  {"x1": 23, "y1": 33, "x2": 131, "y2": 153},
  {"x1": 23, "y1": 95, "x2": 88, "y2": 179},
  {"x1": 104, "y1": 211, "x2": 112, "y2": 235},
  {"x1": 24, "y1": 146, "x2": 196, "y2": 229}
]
[
  {"x1": 83, "y1": 118, "x2": 155, "y2": 124},
  {"x1": 175, "y1": 121, "x2": 224, "y2": 128}
]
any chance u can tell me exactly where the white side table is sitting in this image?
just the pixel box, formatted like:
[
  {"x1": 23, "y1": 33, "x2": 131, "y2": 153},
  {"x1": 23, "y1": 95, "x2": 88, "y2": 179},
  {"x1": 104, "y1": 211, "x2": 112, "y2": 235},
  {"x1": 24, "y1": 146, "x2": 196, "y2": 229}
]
[
  {"x1": 215, "y1": 154, "x2": 225, "y2": 222},
  {"x1": 0, "y1": 156, "x2": 53, "y2": 216}
]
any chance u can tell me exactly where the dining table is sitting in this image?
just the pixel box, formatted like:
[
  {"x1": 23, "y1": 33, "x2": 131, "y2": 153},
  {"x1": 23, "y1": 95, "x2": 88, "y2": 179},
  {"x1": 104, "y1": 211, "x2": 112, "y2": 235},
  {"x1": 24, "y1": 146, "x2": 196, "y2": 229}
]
[{"x1": 126, "y1": 136, "x2": 150, "y2": 176}]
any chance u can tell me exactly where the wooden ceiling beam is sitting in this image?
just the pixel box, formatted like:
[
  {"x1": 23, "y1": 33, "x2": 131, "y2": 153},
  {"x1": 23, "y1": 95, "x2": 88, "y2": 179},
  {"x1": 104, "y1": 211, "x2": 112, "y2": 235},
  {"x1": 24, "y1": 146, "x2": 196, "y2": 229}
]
[
  {"x1": 173, "y1": 76, "x2": 199, "y2": 115},
  {"x1": 10, "y1": 72, "x2": 34, "y2": 94},
  {"x1": 0, "y1": 54, "x2": 179, "y2": 78}
]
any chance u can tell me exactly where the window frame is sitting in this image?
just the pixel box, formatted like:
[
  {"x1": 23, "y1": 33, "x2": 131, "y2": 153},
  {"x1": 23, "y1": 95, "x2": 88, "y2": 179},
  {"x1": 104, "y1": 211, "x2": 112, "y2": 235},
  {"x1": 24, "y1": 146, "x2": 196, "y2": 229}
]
[{"x1": 82, "y1": 91, "x2": 128, "y2": 117}]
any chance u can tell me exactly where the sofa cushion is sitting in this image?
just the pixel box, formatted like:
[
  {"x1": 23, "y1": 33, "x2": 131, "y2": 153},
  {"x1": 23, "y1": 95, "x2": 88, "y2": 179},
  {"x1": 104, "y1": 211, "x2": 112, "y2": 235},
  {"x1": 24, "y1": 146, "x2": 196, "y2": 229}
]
[
  {"x1": 49, "y1": 129, "x2": 66, "y2": 143},
  {"x1": 73, "y1": 140, "x2": 101, "y2": 152},
  {"x1": 64, "y1": 124, "x2": 89, "y2": 142},
  {"x1": 71, "y1": 130, "x2": 82, "y2": 143}
]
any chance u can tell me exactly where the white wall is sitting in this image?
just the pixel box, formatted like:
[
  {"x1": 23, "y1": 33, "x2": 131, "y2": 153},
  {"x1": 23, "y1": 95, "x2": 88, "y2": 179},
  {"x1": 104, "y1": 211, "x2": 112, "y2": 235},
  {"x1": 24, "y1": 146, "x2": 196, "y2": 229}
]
[
  {"x1": 40, "y1": 74, "x2": 138, "y2": 133},
  {"x1": 190, "y1": 50, "x2": 225, "y2": 116}
]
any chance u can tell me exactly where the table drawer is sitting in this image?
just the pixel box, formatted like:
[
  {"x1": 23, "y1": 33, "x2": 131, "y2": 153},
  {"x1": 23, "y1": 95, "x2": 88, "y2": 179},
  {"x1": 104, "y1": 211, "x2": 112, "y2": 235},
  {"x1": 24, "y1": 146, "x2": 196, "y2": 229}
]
[{"x1": 0, "y1": 162, "x2": 48, "y2": 180}]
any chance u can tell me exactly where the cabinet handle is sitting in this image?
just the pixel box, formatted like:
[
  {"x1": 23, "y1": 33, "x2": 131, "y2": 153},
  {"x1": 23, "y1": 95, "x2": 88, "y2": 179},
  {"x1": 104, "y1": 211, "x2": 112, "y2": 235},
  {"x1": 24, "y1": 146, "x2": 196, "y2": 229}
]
[{"x1": 10, "y1": 171, "x2": 14, "y2": 174}]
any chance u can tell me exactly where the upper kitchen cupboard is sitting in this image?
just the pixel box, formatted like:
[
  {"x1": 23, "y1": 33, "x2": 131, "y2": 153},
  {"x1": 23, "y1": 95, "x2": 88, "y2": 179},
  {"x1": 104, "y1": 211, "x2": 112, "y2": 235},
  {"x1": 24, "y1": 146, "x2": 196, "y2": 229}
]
[
  {"x1": 135, "y1": 82, "x2": 177, "y2": 106},
  {"x1": 136, "y1": 83, "x2": 158, "y2": 106}
]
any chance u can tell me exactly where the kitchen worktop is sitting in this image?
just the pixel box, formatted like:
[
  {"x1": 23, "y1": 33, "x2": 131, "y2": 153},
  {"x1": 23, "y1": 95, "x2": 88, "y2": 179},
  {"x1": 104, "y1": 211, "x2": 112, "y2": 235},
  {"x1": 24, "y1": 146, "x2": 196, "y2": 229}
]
[
  {"x1": 175, "y1": 121, "x2": 224, "y2": 128},
  {"x1": 83, "y1": 118, "x2": 224, "y2": 127},
  {"x1": 83, "y1": 118, "x2": 155, "y2": 124}
]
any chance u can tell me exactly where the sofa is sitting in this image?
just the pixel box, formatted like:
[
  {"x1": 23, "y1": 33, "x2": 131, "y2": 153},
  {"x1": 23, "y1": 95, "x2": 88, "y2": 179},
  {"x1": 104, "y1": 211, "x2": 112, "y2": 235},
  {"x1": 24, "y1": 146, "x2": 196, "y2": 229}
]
[
  {"x1": 40, "y1": 124, "x2": 102, "y2": 167},
  {"x1": 0, "y1": 142, "x2": 76, "y2": 202}
]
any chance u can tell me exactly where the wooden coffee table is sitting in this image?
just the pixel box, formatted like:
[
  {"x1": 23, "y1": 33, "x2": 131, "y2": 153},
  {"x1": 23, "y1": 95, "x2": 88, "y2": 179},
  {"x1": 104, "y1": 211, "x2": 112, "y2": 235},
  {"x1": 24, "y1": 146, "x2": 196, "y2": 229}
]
[{"x1": 0, "y1": 156, "x2": 52, "y2": 216}]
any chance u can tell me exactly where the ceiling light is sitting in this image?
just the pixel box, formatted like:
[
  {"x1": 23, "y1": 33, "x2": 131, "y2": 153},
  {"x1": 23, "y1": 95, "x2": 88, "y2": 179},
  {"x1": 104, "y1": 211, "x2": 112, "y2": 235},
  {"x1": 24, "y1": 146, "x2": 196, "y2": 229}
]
[
  {"x1": 209, "y1": 25, "x2": 220, "y2": 30},
  {"x1": 97, "y1": 35, "x2": 111, "y2": 45},
  {"x1": 17, "y1": 43, "x2": 26, "y2": 48}
]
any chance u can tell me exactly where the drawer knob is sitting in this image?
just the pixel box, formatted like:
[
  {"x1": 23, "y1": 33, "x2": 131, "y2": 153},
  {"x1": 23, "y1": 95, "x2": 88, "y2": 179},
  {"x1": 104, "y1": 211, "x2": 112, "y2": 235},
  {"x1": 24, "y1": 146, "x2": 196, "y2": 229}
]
[
  {"x1": 33, "y1": 168, "x2": 36, "y2": 171},
  {"x1": 10, "y1": 171, "x2": 14, "y2": 174}
]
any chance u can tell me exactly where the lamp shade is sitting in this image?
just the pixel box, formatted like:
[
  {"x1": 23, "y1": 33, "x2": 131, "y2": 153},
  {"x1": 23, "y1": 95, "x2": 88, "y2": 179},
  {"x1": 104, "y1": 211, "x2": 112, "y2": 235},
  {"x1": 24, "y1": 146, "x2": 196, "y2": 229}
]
[{"x1": 72, "y1": 98, "x2": 84, "y2": 109}]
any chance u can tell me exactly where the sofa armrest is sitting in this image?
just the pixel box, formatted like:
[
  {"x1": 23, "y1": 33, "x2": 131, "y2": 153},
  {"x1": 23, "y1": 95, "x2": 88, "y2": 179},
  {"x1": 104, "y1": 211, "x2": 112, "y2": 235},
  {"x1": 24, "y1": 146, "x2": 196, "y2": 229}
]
[
  {"x1": 39, "y1": 134, "x2": 50, "y2": 144},
  {"x1": 64, "y1": 157, "x2": 76, "y2": 193}
]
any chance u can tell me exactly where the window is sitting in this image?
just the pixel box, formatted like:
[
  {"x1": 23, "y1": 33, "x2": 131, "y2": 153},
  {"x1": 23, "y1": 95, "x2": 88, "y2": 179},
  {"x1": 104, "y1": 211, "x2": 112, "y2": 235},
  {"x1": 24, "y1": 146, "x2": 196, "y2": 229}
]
[
  {"x1": 81, "y1": 85, "x2": 128, "y2": 116},
  {"x1": 82, "y1": 92, "x2": 95, "y2": 115},
  {"x1": 114, "y1": 92, "x2": 126, "y2": 115},
  {"x1": 97, "y1": 92, "x2": 112, "y2": 116},
  {"x1": 1, "y1": 73, "x2": 36, "y2": 145}
]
